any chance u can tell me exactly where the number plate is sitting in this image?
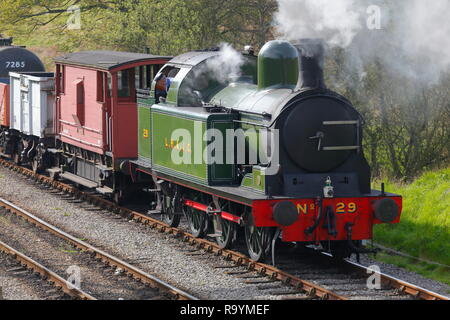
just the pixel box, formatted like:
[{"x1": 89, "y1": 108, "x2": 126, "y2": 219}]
[
  {"x1": 335, "y1": 202, "x2": 357, "y2": 214},
  {"x1": 5, "y1": 61, "x2": 26, "y2": 68}
]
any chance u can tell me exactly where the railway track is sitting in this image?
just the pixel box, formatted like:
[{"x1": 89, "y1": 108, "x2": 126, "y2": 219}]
[
  {"x1": 0, "y1": 196, "x2": 197, "y2": 300},
  {"x1": 344, "y1": 256, "x2": 448, "y2": 300},
  {"x1": 0, "y1": 239, "x2": 95, "y2": 300},
  {"x1": 266, "y1": 247, "x2": 449, "y2": 300},
  {"x1": 0, "y1": 157, "x2": 448, "y2": 301}
]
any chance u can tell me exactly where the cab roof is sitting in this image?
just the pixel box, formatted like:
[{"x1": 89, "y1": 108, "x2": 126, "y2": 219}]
[
  {"x1": 54, "y1": 51, "x2": 172, "y2": 71},
  {"x1": 168, "y1": 51, "x2": 220, "y2": 67}
]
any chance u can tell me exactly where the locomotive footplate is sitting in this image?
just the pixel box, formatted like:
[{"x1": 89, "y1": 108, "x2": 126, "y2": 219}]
[{"x1": 129, "y1": 161, "x2": 274, "y2": 206}]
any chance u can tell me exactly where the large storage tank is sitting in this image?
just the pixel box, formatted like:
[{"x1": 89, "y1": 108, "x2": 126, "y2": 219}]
[{"x1": 0, "y1": 36, "x2": 45, "y2": 83}]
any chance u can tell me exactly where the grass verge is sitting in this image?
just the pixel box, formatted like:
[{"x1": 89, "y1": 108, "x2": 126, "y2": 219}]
[{"x1": 372, "y1": 168, "x2": 450, "y2": 286}]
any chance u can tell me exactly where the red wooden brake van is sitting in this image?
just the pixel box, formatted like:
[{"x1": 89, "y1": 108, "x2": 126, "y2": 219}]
[
  {"x1": 0, "y1": 81, "x2": 9, "y2": 128},
  {"x1": 53, "y1": 51, "x2": 171, "y2": 197}
]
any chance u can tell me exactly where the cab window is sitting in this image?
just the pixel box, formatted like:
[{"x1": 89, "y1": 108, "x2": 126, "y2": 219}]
[
  {"x1": 118, "y1": 70, "x2": 131, "y2": 97},
  {"x1": 135, "y1": 65, "x2": 167, "y2": 90}
]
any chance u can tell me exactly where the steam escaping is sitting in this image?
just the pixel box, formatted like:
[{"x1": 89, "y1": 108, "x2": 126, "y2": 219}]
[
  {"x1": 181, "y1": 43, "x2": 246, "y2": 105},
  {"x1": 274, "y1": 0, "x2": 450, "y2": 84},
  {"x1": 275, "y1": 0, "x2": 363, "y2": 47},
  {"x1": 398, "y1": 0, "x2": 450, "y2": 80},
  {"x1": 206, "y1": 43, "x2": 245, "y2": 83}
]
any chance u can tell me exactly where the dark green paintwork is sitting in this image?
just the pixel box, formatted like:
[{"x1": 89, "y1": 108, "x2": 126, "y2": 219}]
[
  {"x1": 208, "y1": 83, "x2": 294, "y2": 121},
  {"x1": 207, "y1": 121, "x2": 236, "y2": 184},
  {"x1": 258, "y1": 40, "x2": 299, "y2": 90}
]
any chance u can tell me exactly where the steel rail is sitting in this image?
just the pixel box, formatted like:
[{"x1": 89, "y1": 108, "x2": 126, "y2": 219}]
[
  {"x1": 0, "y1": 239, "x2": 96, "y2": 300},
  {"x1": 345, "y1": 258, "x2": 449, "y2": 301},
  {"x1": 0, "y1": 196, "x2": 198, "y2": 301}
]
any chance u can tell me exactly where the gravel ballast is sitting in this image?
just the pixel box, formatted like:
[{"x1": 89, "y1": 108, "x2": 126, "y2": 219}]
[
  {"x1": 0, "y1": 252, "x2": 43, "y2": 300},
  {"x1": 0, "y1": 165, "x2": 448, "y2": 299},
  {"x1": 0, "y1": 166, "x2": 290, "y2": 300},
  {"x1": 0, "y1": 209, "x2": 171, "y2": 300}
]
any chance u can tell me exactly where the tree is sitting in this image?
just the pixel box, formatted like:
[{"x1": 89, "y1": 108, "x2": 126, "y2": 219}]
[
  {"x1": 0, "y1": 0, "x2": 278, "y2": 54},
  {"x1": 2, "y1": 0, "x2": 448, "y2": 180},
  {"x1": 217, "y1": 0, "x2": 278, "y2": 49},
  {"x1": 327, "y1": 48, "x2": 450, "y2": 180},
  {"x1": 0, "y1": 0, "x2": 121, "y2": 30}
]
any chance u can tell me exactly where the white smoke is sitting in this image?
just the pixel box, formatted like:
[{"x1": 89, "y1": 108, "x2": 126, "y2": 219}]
[
  {"x1": 275, "y1": 0, "x2": 364, "y2": 47},
  {"x1": 206, "y1": 43, "x2": 245, "y2": 83},
  {"x1": 397, "y1": 0, "x2": 450, "y2": 79},
  {"x1": 274, "y1": 0, "x2": 450, "y2": 84},
  {"x1": 181, "y1": 43, "x2": 245, "y2": 104}
]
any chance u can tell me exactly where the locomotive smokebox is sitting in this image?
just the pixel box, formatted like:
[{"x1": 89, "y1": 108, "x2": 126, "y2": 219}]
[{"x1": 293, "y1": 39, "x2": 326, "y2": 90}]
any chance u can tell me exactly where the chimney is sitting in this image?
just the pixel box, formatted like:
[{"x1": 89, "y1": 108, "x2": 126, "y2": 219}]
[
  {"x1": 0, "y1": 36, "x2": 13, "y2": 47},
  {"x1": 293, "y1": 39, "x2": 326, "y2": 90}
]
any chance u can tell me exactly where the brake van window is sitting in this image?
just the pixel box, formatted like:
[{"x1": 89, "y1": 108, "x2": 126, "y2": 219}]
[{"x1": 118, "y1": 70, "x2": 131, "y2": 97}]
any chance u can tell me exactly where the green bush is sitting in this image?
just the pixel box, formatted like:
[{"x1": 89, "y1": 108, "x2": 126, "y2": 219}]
[{"x1": 374, "y1": 168, "x2": 450, "y2": 266}]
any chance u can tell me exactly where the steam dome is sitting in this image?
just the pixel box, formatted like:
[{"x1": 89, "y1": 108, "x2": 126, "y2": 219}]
[{"x1": 258, "y1": 40, "x2": 299, "y2": 90}]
